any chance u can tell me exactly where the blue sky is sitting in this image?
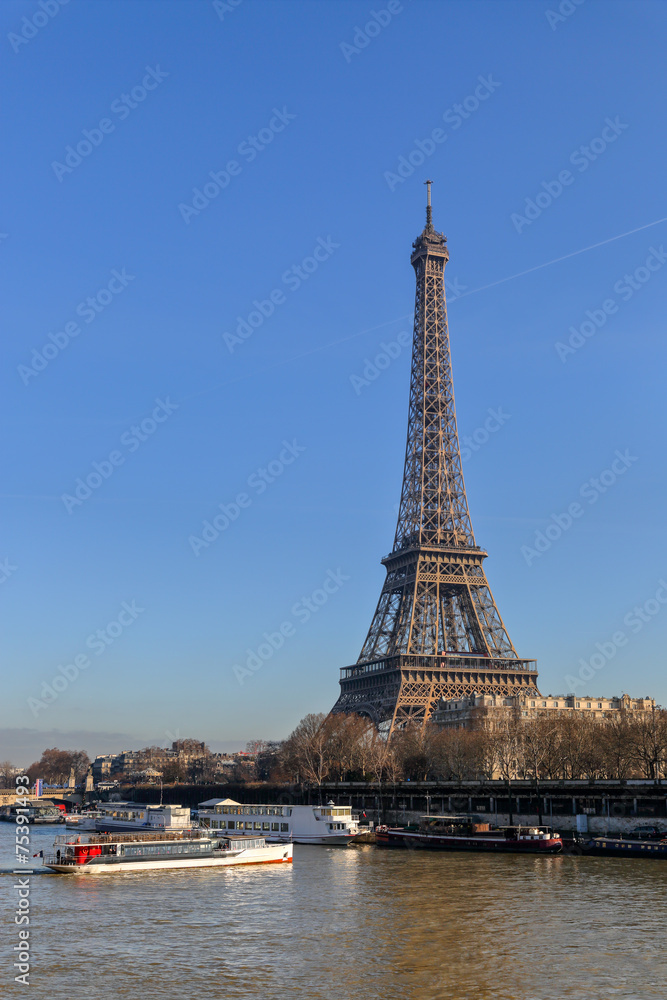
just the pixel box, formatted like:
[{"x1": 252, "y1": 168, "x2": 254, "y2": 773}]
[{"x1": 2, "y1": 0, "x2": 666, "y2": 764}]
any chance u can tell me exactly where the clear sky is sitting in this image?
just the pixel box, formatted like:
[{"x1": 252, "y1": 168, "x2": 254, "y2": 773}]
[{"x1": 2, "y1": 0, "x2": 666, "y2": 764}]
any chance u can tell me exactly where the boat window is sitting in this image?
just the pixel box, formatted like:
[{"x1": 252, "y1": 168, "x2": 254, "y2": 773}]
[
  {"x1": 280, "y1": 823, "x2": 288, "y2": 832},
  {"x1": 228, "y1": 821, "x2": 235, "y2": 830},
  {"x1": 271, "y1": 823, "x2": 279, "y2": 831},
  {"x1": 254, "y1": 822, "x2": 261, "y2": 830},
  {"x1": 262, "y1": 823, "x2": 270, "y2": 831}
]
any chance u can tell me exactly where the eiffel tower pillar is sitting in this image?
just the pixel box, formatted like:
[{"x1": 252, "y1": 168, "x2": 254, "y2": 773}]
[{"x1": 332, "y1": 181, "x2": 539, "y2": 731}]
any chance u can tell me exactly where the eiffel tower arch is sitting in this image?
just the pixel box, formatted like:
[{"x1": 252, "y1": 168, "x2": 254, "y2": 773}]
[{"x1": 332, "y1": 182, "x2": 540, "y2": 732}]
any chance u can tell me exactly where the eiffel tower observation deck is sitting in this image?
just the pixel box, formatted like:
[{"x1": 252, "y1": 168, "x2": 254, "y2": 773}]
[{"x1": 332, "y1": 182, "x2": 540, "y2": 731}]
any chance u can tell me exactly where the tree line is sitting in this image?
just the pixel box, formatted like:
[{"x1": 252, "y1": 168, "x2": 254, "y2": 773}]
[{"x1": 259, "y1": 708, "x2": 667, "y2": 786}]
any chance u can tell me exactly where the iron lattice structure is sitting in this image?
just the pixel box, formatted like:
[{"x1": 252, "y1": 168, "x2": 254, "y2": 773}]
[{"x1": 332, "y1": 183, "x2": 539, "y2": 731}]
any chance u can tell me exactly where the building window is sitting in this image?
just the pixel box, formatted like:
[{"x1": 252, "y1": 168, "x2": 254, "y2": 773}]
[
  {"x1": 553, "y1": 702, "x2": 559, "y2": 708},
  {"x1": 530, "y1": 701, "x2": 535, "y2": 707},
  {"x1": 576, "y1": 703, "x2": 580, "y2": 708},
  {"x1": 598, "y1": 703, "x2": 602, "y2": 708}
]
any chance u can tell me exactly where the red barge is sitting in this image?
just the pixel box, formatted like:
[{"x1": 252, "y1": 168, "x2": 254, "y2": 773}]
[{"x1": 375, "y1": 815, "x2": 563, "y2": 854}]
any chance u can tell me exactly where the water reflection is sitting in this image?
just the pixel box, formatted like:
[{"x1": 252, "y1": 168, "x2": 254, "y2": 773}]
[{"x1": 1, "y1": 829, "x2": 665, "y2": 999}]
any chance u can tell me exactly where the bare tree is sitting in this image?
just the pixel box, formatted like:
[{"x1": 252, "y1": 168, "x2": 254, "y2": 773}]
[
  {"x1": 30, "y1": 748, "x2": 91, "y2": 785},
  {"x1": 0, "y1": 761, "x2": 16, "y2": 787},
  {"x1": 599, "y1": 713, "x2": 635, "y2": 778},
  {"x1": 321, "y1": 713, "x2": 370, "y2": 780},
  {"x1": 629, "y1": 709, "x2": 667, "y2": 779},
  {"x1": 281, "y1": 713, "x2": 331, "y2": 789}
]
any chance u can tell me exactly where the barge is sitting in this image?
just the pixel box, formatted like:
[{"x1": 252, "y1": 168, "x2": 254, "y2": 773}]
[{"x1": 376, "y1": 815, "x2": 563, "y2": 854}]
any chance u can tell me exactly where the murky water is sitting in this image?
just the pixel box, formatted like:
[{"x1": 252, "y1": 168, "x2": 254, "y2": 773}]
[{"x1": 1, "y1": 824, "x2": 665, "y2": 999}]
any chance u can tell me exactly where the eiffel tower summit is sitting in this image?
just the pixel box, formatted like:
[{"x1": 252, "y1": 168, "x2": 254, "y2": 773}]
[{"x1": 332, "y1": 181, "x2": 540, "y2": 731}]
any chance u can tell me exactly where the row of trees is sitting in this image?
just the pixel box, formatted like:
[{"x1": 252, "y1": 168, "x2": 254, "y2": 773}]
[
  {"x1": 264, "y1": 708, "x2": 667, "y2": 786},
  {"x1": 6, "y1": 709, "x2": 665, "y2": 790}
]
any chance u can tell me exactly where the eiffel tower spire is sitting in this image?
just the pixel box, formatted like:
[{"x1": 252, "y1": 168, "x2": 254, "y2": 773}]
[{"x1": 332, "y1": 185, "x2": 539, "y2": 730}]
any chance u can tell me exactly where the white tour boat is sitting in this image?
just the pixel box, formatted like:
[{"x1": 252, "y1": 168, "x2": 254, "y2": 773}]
[
  {"x1": 197, "y1": 797, "x2": 359, "y2": 845},
  {"x1": 41, "y1": 830, "x2": 292, "y2": 874},
  {"x1": 93, "y1": 802, "x2": 192, "y2": 833},
  {"x1": 65, "y1": 809, "x2": 104, "y2": 831}
]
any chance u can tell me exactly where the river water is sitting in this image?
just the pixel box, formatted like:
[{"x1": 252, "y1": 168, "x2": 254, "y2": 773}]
[{"x1": 1, "y1": 823, "x2": 665, "y2": 999}]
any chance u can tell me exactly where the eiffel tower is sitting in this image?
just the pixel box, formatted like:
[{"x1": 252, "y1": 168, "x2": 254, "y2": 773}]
[{"x1": 332, "y1": 181, "x2": 539, "y2": 731}]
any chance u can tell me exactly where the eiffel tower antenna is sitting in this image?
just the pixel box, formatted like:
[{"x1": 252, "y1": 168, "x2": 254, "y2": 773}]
[
  {"x1": 332, "y1": 185, "x2": 539, "y2": 731},
  {"x1": 424, "y1": 178, "x2": 433, "y2": 229}
]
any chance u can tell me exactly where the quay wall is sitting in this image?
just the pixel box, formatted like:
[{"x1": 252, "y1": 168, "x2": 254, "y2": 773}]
[{"x1": 122, "y1": 779, "x2": 667, "y2": 836}]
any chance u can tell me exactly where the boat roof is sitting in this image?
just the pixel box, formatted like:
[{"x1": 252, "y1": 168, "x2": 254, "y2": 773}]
[
  {"x1": 198, "y1": 797, "x2": 241, "y2": 807},
  {"x1": 53, "y1": 830, "x2": 269, "y2": 847},
  {"x1": 54, "y1": 830, "x2": 209, "y2": 846}
]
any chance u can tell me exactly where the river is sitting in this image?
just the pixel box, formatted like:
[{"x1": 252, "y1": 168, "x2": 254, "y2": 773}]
[{"x1": 1, "y1": 823, "x2": 665, "y2": 999}]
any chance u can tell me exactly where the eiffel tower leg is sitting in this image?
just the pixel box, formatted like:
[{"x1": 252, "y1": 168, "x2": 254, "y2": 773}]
[{"x1": 389, "y1": 672, "x2": 440, "y2": 733}]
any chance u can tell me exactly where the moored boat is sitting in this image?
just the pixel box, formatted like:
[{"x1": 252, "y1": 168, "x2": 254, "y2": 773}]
[
  {"x1": 41, "y1": 829, "x2": 293, "y2": 874},
  {"x1": 376, "y1": 815, "x2": 563, "y2": 854},
  {"x1": 197, "y1": 797, "x2": 359, "y2": 845},
  {"x1": 65, "y1": 810, "x2": 104, "y2": 830},
  {"x1": 0, "y1": 803, "x2": 64, "y2": 824},
  {"x1": 582, "y1": 836, "x2": 667, "y2": 858},
  {"x1": 93, "y1": 802, "x2": 192, "y2": 833}
]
